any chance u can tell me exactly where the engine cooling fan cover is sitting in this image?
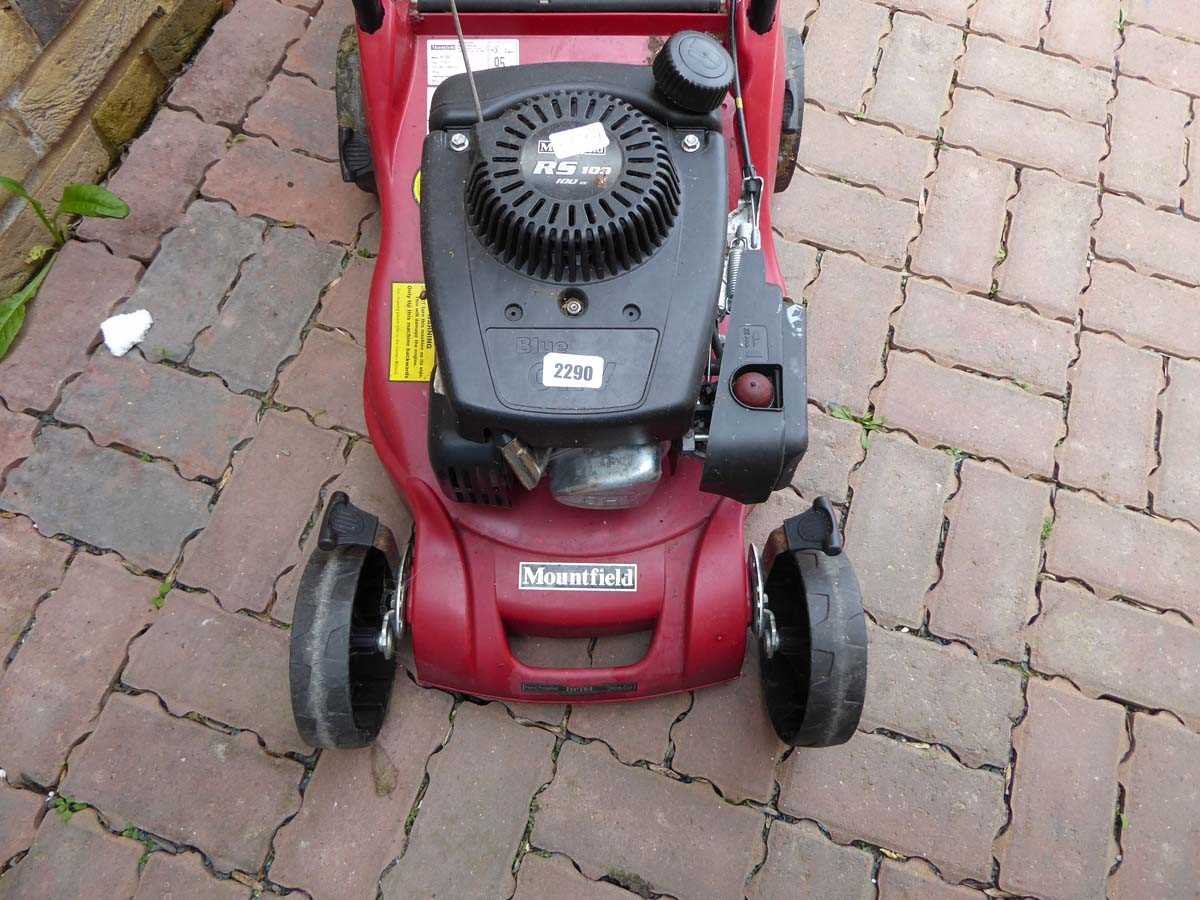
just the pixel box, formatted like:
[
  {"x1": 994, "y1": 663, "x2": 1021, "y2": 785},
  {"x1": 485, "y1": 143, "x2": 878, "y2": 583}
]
[{"x1": 465, "y1": 90, "x2": 682, "y2": 283}]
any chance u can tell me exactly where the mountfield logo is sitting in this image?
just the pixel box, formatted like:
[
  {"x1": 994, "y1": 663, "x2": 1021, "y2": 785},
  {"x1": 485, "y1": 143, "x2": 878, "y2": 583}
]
[{"x1": 518, "y1": 561, "x2": 638, "y2": 592}]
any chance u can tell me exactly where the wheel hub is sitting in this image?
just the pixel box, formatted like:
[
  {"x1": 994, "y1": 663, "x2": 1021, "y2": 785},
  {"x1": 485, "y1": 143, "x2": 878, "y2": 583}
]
[
  {"x1": 376, "y1": 535, "x2": 412, "y2": 660},
  {"x1": 748, "y1": 544, "x2": 779, "y2": 658}
]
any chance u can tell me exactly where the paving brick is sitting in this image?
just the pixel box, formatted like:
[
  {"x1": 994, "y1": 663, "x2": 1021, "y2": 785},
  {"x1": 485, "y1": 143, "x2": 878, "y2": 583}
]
[
  {"x1": 275, "y1": 327, "x2": 367, "y2": 433},
  {"x1": 867, "y1": 15, "x2": 961, "y2": 137},
  {"x1": 272, "y1": 677, "x2": 452, "y2": 900},
  {"x1": 878, "y1": 858, "x2": 985, "y2": 899},
  {"x1": 358, "y1": 209, "x2": 382, "y2": 255},
  {"x1": 876, "y1": 352, "x2": 1064, "y2": 476},
  {"x1": 1058, "y1": 332, "x2": 1161, "y2": 506},
  {"x1": 513, "y1": 853, "x2": 632, "y2": 899},
  {"x1": 381, "y1": 702, "x2": 554, "y2": 899},
  {"x1": 780, "y1": 0, "x2": 818, "y2": 29},
  {"x1": 863, "y1": 625, "x2": 1022, "y2": 767},
  {"x1": 0, "y1": 405, "x2": 37, "y2": 482},
  {"x1": 997, "y1": 169, "x2": 1098, "y2": 319},
  {"x1": 284, "y1": 0, "x2": 355, "y2": 90},
  {"x1": 62, "y1": 693, "x2": 303, "y2": 873},
  {"x1": 806, "y1": 253, "x2": 902, "y2": 414},
  {"x1": 0, "y1": 515, "x2": 71, "y2": 658},
  {"x1": 1, "y1": 427, "x2": 213, "y2": 572},
  {"x1": 780, "y1": 731, "x2": 1005, "y2": 881},
  {"x1": 1096, "y1": 193, "x2": 1200, "y2": 285},
  {"x1": 802, "y1": 0, "x2": 890, "y2": 112},
  {"x1": 273, "y1": 438, "x2": 410, "y2": 623},
  {"x1": 179, "y1": 410, "x2": 343, "y2": 613},
  {"x1": 1106, "y1": 77, "x2": 1190, "y2": 208},
  {"x1": 189, "y1": 225, "x2": 344, "y2": 393},
  {"x1": 56, "y1": 354, "x2": 259, "y2": 480},
  {"x1": 887, "y1": 0, "x2": 971, "y2": 23},
  {"x1": 773, "y1": 171, "x2": 919, "y2": 267},
  {"x1": 748, "y1": 819, "x2": 873, "y2": 900},
  {"x1": 317, "y1": 254, "x2": 374, "y2": 344},
  {"x1": 124, "y1": 591, "x2": 305, "y2": 754},
  {"x1": 533, "y1": 738, "x2": 763, "y2": 898},
  {"x1": 911, "y1": 148, "x2": 1014, "y2": 293},
  {"x1": 997, "y1": 679, "x2": 1124, "y2": 900},
  {"x1": 1121, "y1": 27, "x2": 1200, "y2": 97},
  {"x1": 1048, "y1": 490, "x2": 1200, "y2": 617},
  {"x1": 894, "y1": 280, "x2": 1075, "y2": 394},
  {"x1": 203, "y1": 137, "x2": 375, "y2": 245},
  {"x1": 78, "y1": 109, "x2": 229, "y2": 261},
  {"x1": 171, "y1": 0, "x2": 307, "y2": 126},
  {"x1": 968, "y1": 0, "x2": 1046, "y2": 48},
  {"x1": 1030, "y1": 580, "x2": 1200, "y2": 728},
  {"x1": 0, "y1": 242, "x2": 141, "y2": 413},
  {"x1": 927, "y1": 461, "x2": 1049, "y2": 661},
  {"x1": 671, "y1": 649, "x2": 783, "y2": 803},
  {"x1": 791, "y1": 407, "x2": 862, "y2": 503},
  {"x1": 796, "y1": 104, "x2": 934, "y2": 201},
  {"x1": 745, "y1": 487, "x2": 809, "y2": 552},
  {"x1": 1084, "y1": 261, "x2": 1200, "y2": 358},
  {"x1": 775, "y1": 237, "x2": 820, "y2": 298},
  {"x1": 943, "y1": 89, "x2": 1107, "y2": 183},
  {"x1": 1155, "y1": 358, "x2": 1200, "y2": 523},
  {"x1": 844, "y1": 432, "x2": 954, "y2": 627},
  {"x1": 135, "y1": 852, "x2": 250, "y2": 900},
  {"x1": 0, "y1": 809, "x2": 142, "y2": 899},
  {"x1": 1112, "y1": 713, "x2": 1200, "y2": 899},
  {"x1": 0, "y1": 783, "x2": 41, "y2": 866},
  {"x1": 569, "y1": 632, "x2": 690, "y2": 765},
  {"x1": 127, "y1": 200, "x2": 266, "y2": 364},
  {"x1": 958, "y1": 35, "x2": 1110, "y2": 124},
  {"x1": 1187, "y1": 117, "x2": 1200, "y2": 217},
  {"x1": 1043, "y1": 0, "x2": 1121, "y2": 67},
  {"x1": 0, "y1": 553, "x2": 156, "y2": 787},
  {"x1": 1126, "y1": 0, "x2": 1200, "y2": 42},
  {"x1": 244, "y1": 73, "x2": 338, "y2": 160}
]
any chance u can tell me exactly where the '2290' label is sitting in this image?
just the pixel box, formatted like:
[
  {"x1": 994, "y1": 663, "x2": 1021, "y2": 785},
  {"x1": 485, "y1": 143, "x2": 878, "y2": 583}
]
[{"x1": 542, "y1": 352, "x2": 604, "y2": 389}]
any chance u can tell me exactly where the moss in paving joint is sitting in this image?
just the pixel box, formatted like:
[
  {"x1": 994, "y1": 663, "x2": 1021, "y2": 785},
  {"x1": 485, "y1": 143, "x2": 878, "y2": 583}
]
[{"x1": 605, "y1": 867, "x2": 656, "y2": 897}]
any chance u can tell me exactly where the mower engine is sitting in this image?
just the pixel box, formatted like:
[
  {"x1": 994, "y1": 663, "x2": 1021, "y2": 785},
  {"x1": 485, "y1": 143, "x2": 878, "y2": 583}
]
[{"x1": 422, "y1": 33, "x2": 807, "y2": 510}]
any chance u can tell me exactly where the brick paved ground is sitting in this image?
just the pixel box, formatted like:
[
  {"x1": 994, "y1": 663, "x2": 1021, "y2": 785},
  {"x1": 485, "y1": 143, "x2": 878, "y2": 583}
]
[{"x1": 2, "y1": 1, "x2": 1200, "y2": 897}]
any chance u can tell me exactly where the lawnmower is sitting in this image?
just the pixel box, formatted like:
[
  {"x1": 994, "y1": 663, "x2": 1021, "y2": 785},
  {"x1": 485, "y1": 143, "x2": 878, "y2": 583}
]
[{"x1": 288, "y1": 0, "x2": 868, "y2": 750}]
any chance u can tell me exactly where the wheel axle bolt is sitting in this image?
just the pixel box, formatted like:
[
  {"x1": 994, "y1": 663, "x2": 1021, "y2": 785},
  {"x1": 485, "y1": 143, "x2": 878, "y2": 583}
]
[
  {"x1": 449, "y1": 132, "x2": 469, "y2": 152},
  {"x1": 681, "y1": 133, "x2": 701, "y2": 153},
  {"x1": 563, "y1": 297, "x2": 584, "y2": 316}
]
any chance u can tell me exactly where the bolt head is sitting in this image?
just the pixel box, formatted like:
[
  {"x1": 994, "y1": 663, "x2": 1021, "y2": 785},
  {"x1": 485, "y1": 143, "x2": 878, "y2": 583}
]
[
  {"x1": 563, "y1": 298, "x2": 584, "y2": 316},
  {"x1": 449, "y1": 133, "x2": 469, "y2": 151},
  {"x1": 681, "y1": 133, "x2": 701, "y2": 152}
]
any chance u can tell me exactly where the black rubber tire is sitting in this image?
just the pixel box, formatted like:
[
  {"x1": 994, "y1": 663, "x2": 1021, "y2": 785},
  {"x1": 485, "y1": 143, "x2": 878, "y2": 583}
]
[
  {"x1": 760, "y1": 549, "x2": 867, "y2": 747},
  {"x1": 335, "y1": 25, "x2": 377, "y2": 194},
  {"x1": 290, "y1": 543, "x2": 397, "y2": 749},
  {"x1": 774, "y1": 28, "x2": 805, "y2": 194}
]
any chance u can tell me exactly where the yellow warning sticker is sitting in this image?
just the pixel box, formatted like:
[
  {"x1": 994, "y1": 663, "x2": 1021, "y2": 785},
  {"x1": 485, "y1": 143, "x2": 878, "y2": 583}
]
[{"x1": 389, "y1": 283, "x2": 436, "y2": 382}]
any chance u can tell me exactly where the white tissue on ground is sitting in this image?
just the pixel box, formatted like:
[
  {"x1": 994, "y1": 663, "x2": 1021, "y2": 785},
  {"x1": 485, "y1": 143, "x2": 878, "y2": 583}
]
[{"x1": 100, "y1": 309, "x2": 153, "y2": 357}]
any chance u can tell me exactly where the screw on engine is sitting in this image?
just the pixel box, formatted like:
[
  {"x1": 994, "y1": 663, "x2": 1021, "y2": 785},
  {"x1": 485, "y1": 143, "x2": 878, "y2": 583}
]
[
  {"x1": 449, "y1": 132, "x2": 469, "y2": 152},
  {"x1": 681, "y1": 133, "x2": 701, "y2": 152}
]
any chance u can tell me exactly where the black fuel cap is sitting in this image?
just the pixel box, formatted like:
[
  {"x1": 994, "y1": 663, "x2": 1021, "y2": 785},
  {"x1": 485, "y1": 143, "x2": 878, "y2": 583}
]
[{"x1": 653, "y1": 30, "x2": 736, "y2": 114}]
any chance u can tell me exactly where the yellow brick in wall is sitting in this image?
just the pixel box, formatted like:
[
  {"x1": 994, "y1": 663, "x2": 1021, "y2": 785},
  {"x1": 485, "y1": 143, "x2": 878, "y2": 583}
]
[
  {"x1": 16, "y1": 0, "x2": 162, "y2": 147},
  {"x1": 0, "y1": 121, "x2": 112, "y2": 295},
  {"x1": 0, "y1": 7, "x2": 40, "y2": 98},
  {"x1": 92, "y1": 53, "x2": 169, "y2": 151}
]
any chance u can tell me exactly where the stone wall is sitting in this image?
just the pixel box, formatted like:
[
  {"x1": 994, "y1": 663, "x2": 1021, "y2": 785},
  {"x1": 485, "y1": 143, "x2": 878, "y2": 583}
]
[{"x1": 0, "y1": 0, "x2": 227, "y2": 294}]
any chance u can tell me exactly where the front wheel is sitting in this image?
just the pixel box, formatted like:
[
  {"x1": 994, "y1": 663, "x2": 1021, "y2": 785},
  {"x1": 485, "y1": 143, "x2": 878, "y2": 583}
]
[
  {"x1": 290, "y1": 540, "x2": 398, "y2": 749},
  {"x1": 755, "y1": 533, "x2": 867, "y2": 747}
]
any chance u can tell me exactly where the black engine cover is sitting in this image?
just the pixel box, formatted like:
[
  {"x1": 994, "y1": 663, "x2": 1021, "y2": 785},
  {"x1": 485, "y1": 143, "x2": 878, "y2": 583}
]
[{"x1": 421, "y1": 63, "x2": 727, "y2": 449}]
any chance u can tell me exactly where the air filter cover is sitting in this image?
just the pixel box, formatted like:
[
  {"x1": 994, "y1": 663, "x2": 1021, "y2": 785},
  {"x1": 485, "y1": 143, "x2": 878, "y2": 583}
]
[{"x1": 465, "y1": 90, "x2": 682, "y2": 283}]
